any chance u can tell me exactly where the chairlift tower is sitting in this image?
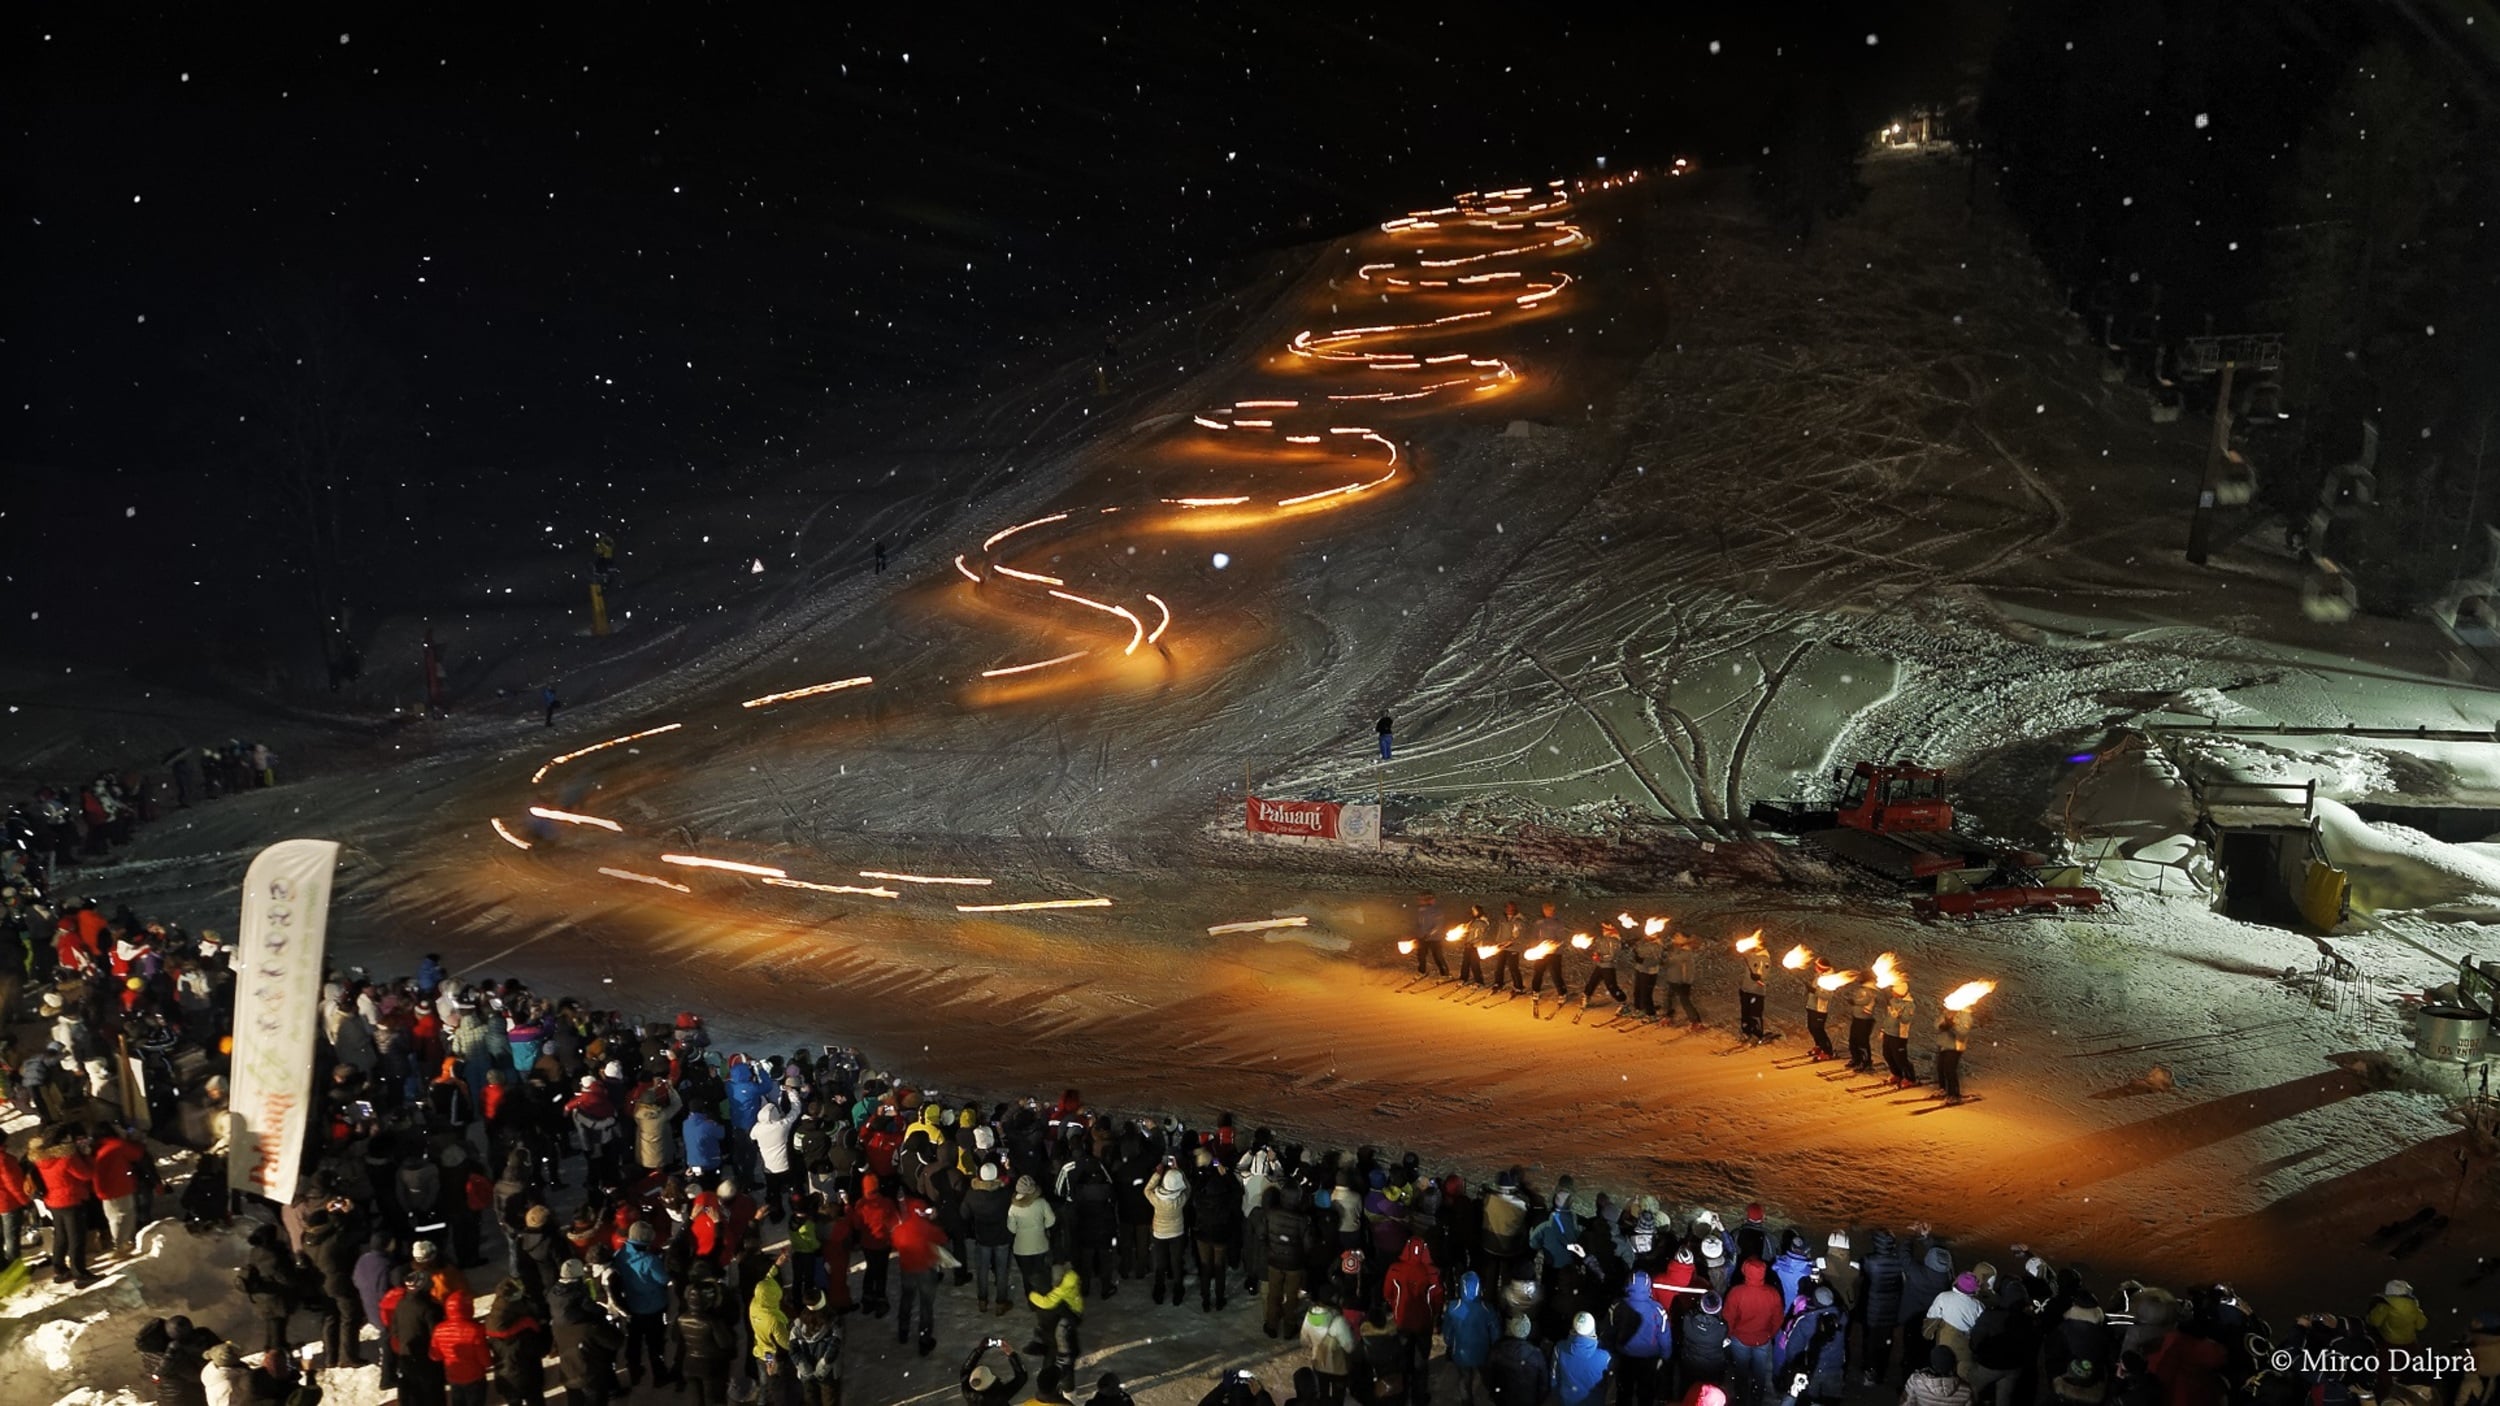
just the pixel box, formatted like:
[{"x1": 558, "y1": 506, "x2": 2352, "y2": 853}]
[{"x1": 2180, "y1": 332, "x2": 2284, "y2": 564}]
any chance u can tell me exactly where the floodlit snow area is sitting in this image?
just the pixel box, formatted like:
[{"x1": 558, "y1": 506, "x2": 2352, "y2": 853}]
[{"x1": 17, "y1": 159, "x2": 2500, "y2": 1401}]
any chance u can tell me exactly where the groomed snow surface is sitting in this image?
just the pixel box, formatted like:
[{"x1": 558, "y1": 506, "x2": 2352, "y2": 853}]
[{"x1": 13, "y1": 154, "x2": 2500, "y2": 1402}]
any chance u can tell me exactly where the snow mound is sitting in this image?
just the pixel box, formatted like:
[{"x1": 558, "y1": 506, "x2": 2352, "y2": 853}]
[
  {"x1": 2314, "y1": 796, "x2": 2500, "y2": 920},
  {"x1": 3, "y1": 1219, "x2": 293, "y2": 1406}
]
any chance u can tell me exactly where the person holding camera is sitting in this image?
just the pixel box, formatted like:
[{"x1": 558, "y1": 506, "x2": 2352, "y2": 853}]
[{"x1": 962, "y1": 1338, "x2": 1028, "y2": 1406}]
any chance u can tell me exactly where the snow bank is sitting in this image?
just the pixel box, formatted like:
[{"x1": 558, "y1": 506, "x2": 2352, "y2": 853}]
[
  {"x1": 0, "y1": 1217, "x2": 315, "y2": 1406},
  {"x1": 2314, "y1": 796, "x2": 2500, "y2": 920}
]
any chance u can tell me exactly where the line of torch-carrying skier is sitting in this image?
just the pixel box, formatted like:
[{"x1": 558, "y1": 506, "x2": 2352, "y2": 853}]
[{"x1": 1396, "y1": 896, "x2": 1992, "y2": 1105}]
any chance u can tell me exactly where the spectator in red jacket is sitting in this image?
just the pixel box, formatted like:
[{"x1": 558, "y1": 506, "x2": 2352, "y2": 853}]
[
  {"x1": 1722, "y1": 1257, "x2": 1785, "y2": 1402},
  {"x1": 31, "y1": 1130, "x2": 96, "y2": 1284},
  {"x1": 890, "y1": 1197, "x2": 952, "y2": 1354},
  {"x1": 431, "y1": 1290, "x2": 493, "y2": 1406},
  {"x1": 0, "y1": 1145, "x2": 33, "y2": 1271},
  {"x1": 2147, "y1": 1327, "x2": 2228, "y2": 1406},
  {"x1": 850, "y1": 1175, "x2": 899, "y2": 1318},
  {"x1": 1383, "y1": 1238, "x2": 1447, "y2": 1392},
  {"x1": 88, "y1": 1125, "x2": 146, "y2": 1255}
]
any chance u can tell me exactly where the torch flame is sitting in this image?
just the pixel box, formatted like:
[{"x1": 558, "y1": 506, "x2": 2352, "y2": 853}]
[
  {"x1": 1816, "y1": 969, "x2": 1858, "y2": 991},
  {"x1": 1943, "y1": 980, "x2": 1997, "y2": 1011},
  {"x1": 1475, "y1": 943, "x2": 1502, "y2": 960},
  {"x1": 1781, "y1": 944, "x2": 1812, "y2": 970},
  {"x1": 1870, "y1": 951, "x2": 1901, "y2": 988},
  {"x1": 1397, "y1": 939, "x2": 1417, "y2": 955},
  {"x1": 1734, "y1": 931, "x2": 1763, "y2": 954},
  {"x1": 1643, "y1": 917, "x2": 1669, "y2": 937},
  {"x1": 1445, "y1": 925, "x2": 1468, "y2": 943},
  {"x1": 1524, "y1": 940, "x2": 1559, "y2": 962},
  {"x1": 1569, "y1": 932, "x2": 1593, "y2": 950},
  {"x1": 1618, "y1": 912, "x2": 1638, "y2": 929}
]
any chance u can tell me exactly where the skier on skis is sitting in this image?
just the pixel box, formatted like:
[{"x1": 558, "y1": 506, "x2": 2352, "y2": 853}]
[
  {"x1": 1412, "y1": 893, "x2": 1448, "y2": 978},
  {"x1": 1582, "y1": 922, "x2": 1628, "y2": 1009},
  {"x1": 1936, "y1": 1005, "x2": 1972, "y2": 1103},
  {"x1": 1664, "y1": 932, "x2": 1703, "y2": 1027},
  {"x1": 1846, "y1": 977, "x2": 1881, "y2": 1074},
  {"x1": 1883, "y1": 982, "x2": 1918, "y2": 1088},
  {"x1": 1527, "y1": 903, "x2": 1572, "y2": 1005},
  {"x1": 1458, "y1": 905, "x2": 1494, "y2": 987},
  {"x1": 1738, "y1": 940, "x2": 1771, "y2": 1041},
  {"x1": 1489, "y1": 901, "x2": 1529, "y2": 993},
  {"x1": 1805, "y1": 959, "x2": 1838, "y2": 1062}
]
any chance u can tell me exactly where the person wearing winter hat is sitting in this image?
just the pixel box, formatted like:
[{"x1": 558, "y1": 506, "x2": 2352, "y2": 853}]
[
  {"x1": 961, "y1": 1340, "x2": 1028, "y2": 1406},
  {"x1": 1698, "y1": 1234, "x2": 1732, "y2": 1294},
  {"x1": 1818, "y1": 1231, "x2": 1861, "y2": 1319},
  {"x1": 1554, "y1": 1310, "x2": 1614, "y2": 1406},
  {"x1": 1083, "y1": 1370, "x2": 1136, "y2": 1406},
  {"x1": 1725, "y1": 1255, "x2": 1785, "y2": 1404},
  {"x1": 890, "y1": 1200, "x2": 952, "y2": 1355},
  {"x1": 1805, "y1": 956, "x2": 1840, "y2": 1060},
  {"x1": 612, "y1": 1215, "x2": 673, "y2": 1387},
  {"x1": 1777, "y1": 1283, "x2": 1850, "y2": 1406},
  {"x1": 1146, "y1": 1164, "x2": 1191, "y2": 1306},
  {"x1": 1486, "y1": 1312, "x2": 1550, "y2": 1406},
  {"x1": 1440, "y1": 1270, "x2": 1499, "y2": 1405},
  {"x1": 2368, "y1": 1279, "x2": 2428, "y2": 1348},
  {"x1": 1736, "y1": 1203, "x2": 1769, "y2": 1264},
  {"x1": 1920, "y1": 1270, "x2": 1986, "y2": 1382},
  {"x1": 1302, "y1": 1298, "x2": 1359, "y2": 1401},
  {"x1": 1904, "y1": 1345, "x2": 1973, "y2": 1406},
  {"x1": 963, "y1": 1161, "x2": 1016, "y2": 1315},
  {"x1": 1006, "y1": 1174, "x2": 1059, "y2": 1302},
  {"x1": 202, "y1": 1340, "x2": 254, "y2": 1406},
  {"x1": 1683, "y1": 1290, "x2": 1734, "y2": 1390}
]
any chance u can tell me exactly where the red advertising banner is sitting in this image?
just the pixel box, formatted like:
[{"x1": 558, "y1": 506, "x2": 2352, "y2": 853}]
[{"x1": 1246, "y1": 796, "x2": 1382, "y2": 847}]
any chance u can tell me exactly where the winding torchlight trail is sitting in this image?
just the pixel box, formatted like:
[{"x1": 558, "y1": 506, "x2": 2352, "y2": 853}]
[
  {"x1": 529, "y1": 806, "x2": 623, "y2": 832},
  {"x1": 492, "y1": 175, "x2": 1605, "y2": 917},
  {"x1": 860, "y1": 871, "x2": 995, "y2": 887},
  {"x1": 1207, "y1": 916, "x2": 1311, "y2": 935},
  {"x1": 740, "y1": 676, "x2": 874, "y2": 709}
]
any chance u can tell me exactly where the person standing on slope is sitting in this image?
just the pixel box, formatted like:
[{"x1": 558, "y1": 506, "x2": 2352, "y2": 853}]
[
  {"x1": 1582, "y1": 922, "x2": 1628, "y2": 1010},
  {"x1": 1458, "y1": 905, "x2": 1494, "y2": 988},
  {"x1": 1737, "y1": 941, "x2": 1771, "y2": 1042},
  {"x1": 1663, "y1": 932, "x2": 1703, "y2": 1028},
  {"x1": 1804, "y1": 959, "x2": 1838, "y2": 1062},
  {"x1": 1413, "y1": 893, "x2": 1450, "y2": 979},
  {"x1": 1630, "y1": 928, "x2": 1662, "y2": 1020},
  {"x1": 1883, "y1": 982, "x2": 1918, "y2": 1089},
  {"x1": 1846, "y1": 978, "x2": 1881, "y2": 1074},
  {"x1": 1936, "y1": 1004, "x2": 1972, "y2": 1103},
  {"x1": 1527, "y1": 903, "x2": 1572, "y2": 1007},
  {"x1": 1490, "y1": 901, "x2": 1529, "y2": 994}
]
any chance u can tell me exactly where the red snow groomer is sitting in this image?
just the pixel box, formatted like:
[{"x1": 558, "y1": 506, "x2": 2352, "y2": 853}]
[{"x1": 1749, "y1": 761, "x2": 2106, "y2": 920}]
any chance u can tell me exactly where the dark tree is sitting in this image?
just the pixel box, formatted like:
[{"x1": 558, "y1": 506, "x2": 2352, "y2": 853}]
[
  {"x1": 195, "y1": 296, "x2": 415, "y2": 687},
  {"x1": 1750, "y1": 86, "x2": 1871, "y2": 242}
]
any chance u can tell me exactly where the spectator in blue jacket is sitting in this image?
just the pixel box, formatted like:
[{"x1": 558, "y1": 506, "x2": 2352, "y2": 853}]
[
  {"x1": 1555, "y1": 1310, "x2": 1612, "y2": 1406},
  {"x1": 1445, "y1": 1271, "x2": 1500, "y2": 1404}
]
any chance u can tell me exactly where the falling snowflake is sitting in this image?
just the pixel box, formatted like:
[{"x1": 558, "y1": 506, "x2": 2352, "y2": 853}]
[
  {"x1": 1865, "y1": 33, "x2": 1879, "y2": 45},
  {"x1": 338, "y1": 33, "x2": 350, "y2": 44},
  {"x1": 125, "y1": 507, "x2": 137, "y2": 518},
  {"x1": 1709, "y1": 40, "x2": 1721, "y2": 54},
  {"x1": 1212, "y1": 552, "x2": 1231, "y2": 569},
  {"x1": 2194, "y1": 113, "x2": 2210, "y2": 129},
  {"x1": 750, "y1": 559, "x2": 765, "y2": 574}
]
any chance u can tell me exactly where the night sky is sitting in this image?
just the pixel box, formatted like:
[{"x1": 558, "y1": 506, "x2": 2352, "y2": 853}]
[{"x1": 6, "y1": 7, "x2": 1974, "y2": 663}]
